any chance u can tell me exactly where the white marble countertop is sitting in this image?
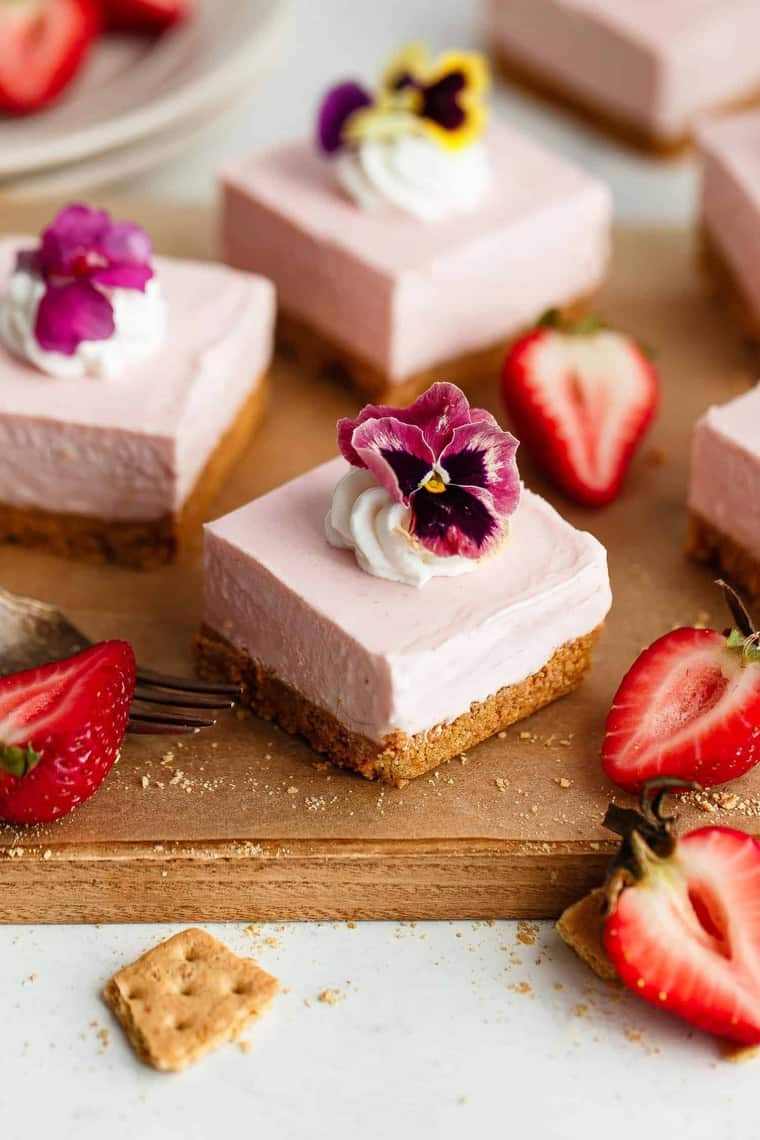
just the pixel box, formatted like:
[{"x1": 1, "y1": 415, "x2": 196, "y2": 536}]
[{"x1": 2, "y1": 3, "x2": 751, "y2": 1139}]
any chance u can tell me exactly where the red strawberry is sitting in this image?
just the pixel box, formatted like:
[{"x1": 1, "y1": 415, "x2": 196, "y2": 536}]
[
  {"x1": 603, "y1": 783, "x2": 760, "y2": 1047},
  {"x1": 101, "y1": 0, "x2": 190, "y2": 33},
  {"x1": 0, "y1": 641, "x2": 135, "y2": 825},
  {"x1": 0, "y1": 0, "x2": 100, "y2": 116},
  {"x1": 501, "y1": 312, "x2": 658, "y2": 507},
  {"x1": 603, "y1": 581, "x2": 760, "y2": 793}
]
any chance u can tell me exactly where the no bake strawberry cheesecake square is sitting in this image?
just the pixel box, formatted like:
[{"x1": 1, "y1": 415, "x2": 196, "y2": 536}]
[
  {"x1": 688, "y1": 383, "x2": 760, "y2": 597},
  {"x1": 487, "y1": 0, "x2": 760, "y2": 154},
  {"x1": 699, "y1": 110, "x2": 760, "y2": 337},
  {"x1": 221, "y1": 45, "x2": 611, "y2": 402},
  {"x1": 0, "y1": 205, "x2": 274, "y2": 569},
  {"x1": 195, "y1": 382, "x2": 611, "y2": 785}
]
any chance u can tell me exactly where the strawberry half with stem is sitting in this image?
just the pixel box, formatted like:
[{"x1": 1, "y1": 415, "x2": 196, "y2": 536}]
[
  {"x1": 501, "y1": 311, "x2": 658, "y2": 507},
  {"x1": 102, "y1": 0, "x2": 190, "y2": 33},
  {"x1": 0, "y1": 0, "x2": 100, "y2": 116},
  {"x1": 603, "y1": 580, "x2": 760, "y2": 793},
  {"x1": 602, "y1": 780, "x2": 760, "y2": 1047},
  {"x1": 0, "y1": 641, "x2": 136, "y2": 825}
]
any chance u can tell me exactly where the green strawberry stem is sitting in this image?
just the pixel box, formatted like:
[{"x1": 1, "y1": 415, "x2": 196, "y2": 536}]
[
  {"x1": 537, "y1": 307, "x2": 607, "y2": 337},
  {"x1": 0, "y1": 742, "x2": 42, "y2": 778},
  {"x1": 717, "y1": 579, "x2": 760, "y2": 663}
]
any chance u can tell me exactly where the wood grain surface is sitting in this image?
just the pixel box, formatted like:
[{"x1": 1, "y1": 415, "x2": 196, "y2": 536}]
[{"x1": 0, "y1": 199, "x2": 755, "y2": 922}]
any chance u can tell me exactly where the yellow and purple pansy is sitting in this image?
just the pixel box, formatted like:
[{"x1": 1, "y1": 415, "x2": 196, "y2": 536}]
[
  {"x1": 15, "y1": 204, "x2": 155, "y2": 356},
  {"x1": 318, "y1": 44, "x2": 490, "y2": 156},
  {"x1": 337, "y1": 383, "x2": 520, "y2": 560}
]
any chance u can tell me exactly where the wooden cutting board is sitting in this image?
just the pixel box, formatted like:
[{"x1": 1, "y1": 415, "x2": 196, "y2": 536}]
[{"x1": 0, "y1": 199, "x2": 756, "y2": 923}]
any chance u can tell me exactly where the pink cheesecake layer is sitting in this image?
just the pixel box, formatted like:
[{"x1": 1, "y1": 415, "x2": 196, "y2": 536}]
[
  {"x1": 689, "y1": 384, "x2": 760, "y2": 562},
  {"x1": 0, "y1": 240, "x2": 275, "y2": 521},
  {"x1": 699, "y1": 111, "x2": 760, "y2": 320},
  {"x1": 221, "y1": 122, "x2": 611, "y2": 383},
  {"x1": 203, "y1": 458, "x2": 611, "y2": 741},
  {"x1": 487, "y1": 0, "x2": 760, "y2": 140}
]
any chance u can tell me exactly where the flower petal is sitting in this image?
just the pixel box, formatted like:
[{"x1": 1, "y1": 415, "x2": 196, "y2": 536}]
[
  {"x1": 410, "y1": 483, "x2": 502, "y2": 559},
  {"x1": 38, "y1": 204, "x2": 110, "y2": 276},
  {"x1": 34, "y1": 281, "x2": 115, "y2": 356},
  {"x1": 317, "y1": 81, "x2": 373, "y2": 154},
  {"x1": 440, "y1": 420, "x2": 521, "y2": 519},
  {"x1": 90, "y1": 263, "x2": 154, "y2": 291},
  {"x1": 337, "y1": 381, "x2": 477, "y2": 467},
  {"x1": 351, "y1": 417, "x2": 434, "y2": 503},
  {"x1": 99, "y1": 220, "x2": 153, "y2": 267}
]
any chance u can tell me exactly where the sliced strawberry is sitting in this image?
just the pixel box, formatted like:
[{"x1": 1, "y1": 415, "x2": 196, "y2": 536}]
[
  {"x1": 101, "y1": 0, "x2": 190, "y2": 33},
  {"x1": 0, "y1": 641, "x2": 135, "y2": 825},
  {"x1": 602, "y1": 787, "x2": 760, "y2": 1047},
  {"x1": 604, "y1": 583, "x2": 760, "y2": 792},
  {"x1": 501, "y1": 313, "x2": 658, "y2": 507},
  {"x1": 0, "y1": 0, "x2": 100, "y2": 116}
]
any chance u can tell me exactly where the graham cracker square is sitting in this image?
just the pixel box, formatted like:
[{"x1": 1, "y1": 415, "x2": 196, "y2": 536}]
[
  {"x1": 556, "y1": 888, "x2": 618, "y2": 982},
  {"x1": 103, "y1": 928, "x2": 279, "y2": 1072}
]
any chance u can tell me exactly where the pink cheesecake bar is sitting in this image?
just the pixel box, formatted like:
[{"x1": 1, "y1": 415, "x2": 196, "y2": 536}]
[
  {"x1": 195, "y1": 458, "x2": 612, "y2": 785},
  {"x1": 0, "y1": 239, "x2": 274, "y2": 569},
  {"x1": 487, "y1": 0, "x2": 760, "y2": 152},
  {"x1": 688, "y1": 384, "x2": 760, "y2": 597},
  {"x1": 221, "y1": 122, "x2": 611, "y2": 400},
  {"x1": 699, "y1": 110, "x2": 760, "y2": 335}
]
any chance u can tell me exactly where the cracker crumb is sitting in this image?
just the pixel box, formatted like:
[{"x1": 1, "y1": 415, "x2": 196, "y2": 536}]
[
  {"x1": 238, "y1": 1040, "x2": 253, "y2": 1055},
  {"x1": 318, "y1": 988, "x2": 343, "y2": 1005},
  {"x1": 141, "y1": 775, "x2": 150, "y2": 789},
  {"x1": 494, "y1": 777, "x2": 510, "y2": 792},
  {"x1": 42, "y1": 849, "x2": 52, "y2": 861}
]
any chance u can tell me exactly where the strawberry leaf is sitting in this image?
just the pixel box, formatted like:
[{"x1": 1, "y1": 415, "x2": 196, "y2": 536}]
[{"x1": 0, "y1": 743, "x2": 42, "y2": 778}]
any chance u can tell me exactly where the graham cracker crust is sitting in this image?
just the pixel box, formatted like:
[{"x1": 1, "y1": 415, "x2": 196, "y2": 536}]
[
  {"x1": 0, "y1": 375, "x2": 268, "y2": 571},
  {"x1": 493, "y1": 46, "x2": 760, "y2": 158},
  {"x1": 700, "y1": 224, "x2": 760, "y2": 341},
  {"x1": 556, "y1": 887, "x2": 617, "y2": 982},
  {"x1": 687, "y1": 511, "x2": 760, "y2": 599},
  {"x1": 277, "y1": 295, "x2": 593, "y2": 404},
  {"x1": 194, "y1": 621, "x2": 602, "y2": 787}
]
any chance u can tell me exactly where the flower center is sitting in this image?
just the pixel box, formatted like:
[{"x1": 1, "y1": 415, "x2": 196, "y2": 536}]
[{"x1": 423, "y1": 473, "x2": 446, "y2": 494}]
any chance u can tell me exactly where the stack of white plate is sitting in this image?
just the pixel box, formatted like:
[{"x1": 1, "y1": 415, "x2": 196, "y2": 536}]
[{"x1": 0, "y1": 0, "x2": 288, "y2": 197}]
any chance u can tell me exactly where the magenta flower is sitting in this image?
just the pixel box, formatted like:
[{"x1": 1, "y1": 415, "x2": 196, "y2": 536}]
[
  {"x1": 338, "y1": 383, "x2": 521, "y2": 559},
  {"x1": 17, "y1": 204, "x2": 155, "y2": 357}
]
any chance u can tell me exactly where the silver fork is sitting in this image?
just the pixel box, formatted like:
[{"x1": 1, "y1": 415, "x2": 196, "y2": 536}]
[{"x1": 0, "y1": 585, "x2": 238, "y2": 735}]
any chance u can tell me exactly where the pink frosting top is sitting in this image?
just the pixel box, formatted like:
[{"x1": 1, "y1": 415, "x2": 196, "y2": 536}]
[
  {"x1": 222, "y1": 122, "x2": 611, "y2": 380},
  {"x1": 0, "y1": 238, "x2": 274, "y2": 519},
  {"x1": 487, "y1": 0, "x2": 760, "y2": 137},
  {"x1": 690, "y1": 384, "x2": 760, "y2": 562},
  {"x1": 203, "y1": 458, "x2": 612, "y2": 740}
]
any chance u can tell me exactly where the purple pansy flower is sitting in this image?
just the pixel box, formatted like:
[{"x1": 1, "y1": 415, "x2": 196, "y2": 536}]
[
  {"x1": 338, "y1": 382, "x2": 520, "y2": 560},
  {"x1": 16, "y1": 204, "x2": 155, "y2": 357},
  {"x1": 317, "y1": 81, "x2": 373, "y2": 154}
]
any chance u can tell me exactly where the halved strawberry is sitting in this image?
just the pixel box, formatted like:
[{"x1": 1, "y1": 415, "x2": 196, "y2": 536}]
[
  {"x1": 101, "y1": 0, "x2": 190, "y2": 33},
  {"x1": 501, "y1": 312, "x2": 658, "y2": 507},
  {"x1": 603, "y1": 582, "x2": 760, "y2": 792},
  {"x1": 0, "y1": 641, "x2": 136, "y2": 824},
  {"x1": 0, "y1": 0, "x2": 101, "y2": 116},
  {"x1": 602, "y1": 783, "x2": 760, "y2": 1047}
]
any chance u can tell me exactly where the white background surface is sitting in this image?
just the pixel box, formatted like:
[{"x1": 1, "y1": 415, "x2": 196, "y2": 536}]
[{"x1": 0, "y1": 3, "x2": 744, "y2": 1139}]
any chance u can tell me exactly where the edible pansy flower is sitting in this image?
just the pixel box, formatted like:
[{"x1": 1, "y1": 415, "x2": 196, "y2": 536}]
[
  {"x1": 316, "y1": 44, "x2": 490, "y2": 156},
  {"x1": 337, "y1": 382, "x2": 520, "y2": 560},
  {"x1": 16, "y1": 204, "x2": 155, "y2": 357}
]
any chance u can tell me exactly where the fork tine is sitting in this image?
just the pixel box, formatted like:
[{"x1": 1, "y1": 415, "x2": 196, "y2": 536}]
[
  {"x1": 136, "y1": 667, "x2": 240, "y2": 697},
  {"x1": 134, "y1": 684, "x2": 235, "y2": 711},
  {"x1": 128, "y1": 710, "x2": 217, "y2": 732},
  {"x1": 127, "y1": 719, "x2": 201, "y2": 736}
]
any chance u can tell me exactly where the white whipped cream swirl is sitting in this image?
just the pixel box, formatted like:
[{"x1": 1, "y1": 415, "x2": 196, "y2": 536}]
[
  {"x1": 325, "y1": 467, "x2": 478, "y2": 588},
  {"x1": 334, "y1": 134, "x2": 490, "y2": 222},
  {"x1": 0, "y1": 269, "x2": 167, "y2": 380}
]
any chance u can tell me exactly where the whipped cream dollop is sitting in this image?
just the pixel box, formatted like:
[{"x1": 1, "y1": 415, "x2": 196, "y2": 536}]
[
  {"x1": 0, "y1": 269, "x2": 167, "y2": 380},
  {"x1": 325, "y1": 467, "x2": 480, "y2": 587},
  {"x1": 334, "y1": 134, "x2": 490, "y2": 222}
]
